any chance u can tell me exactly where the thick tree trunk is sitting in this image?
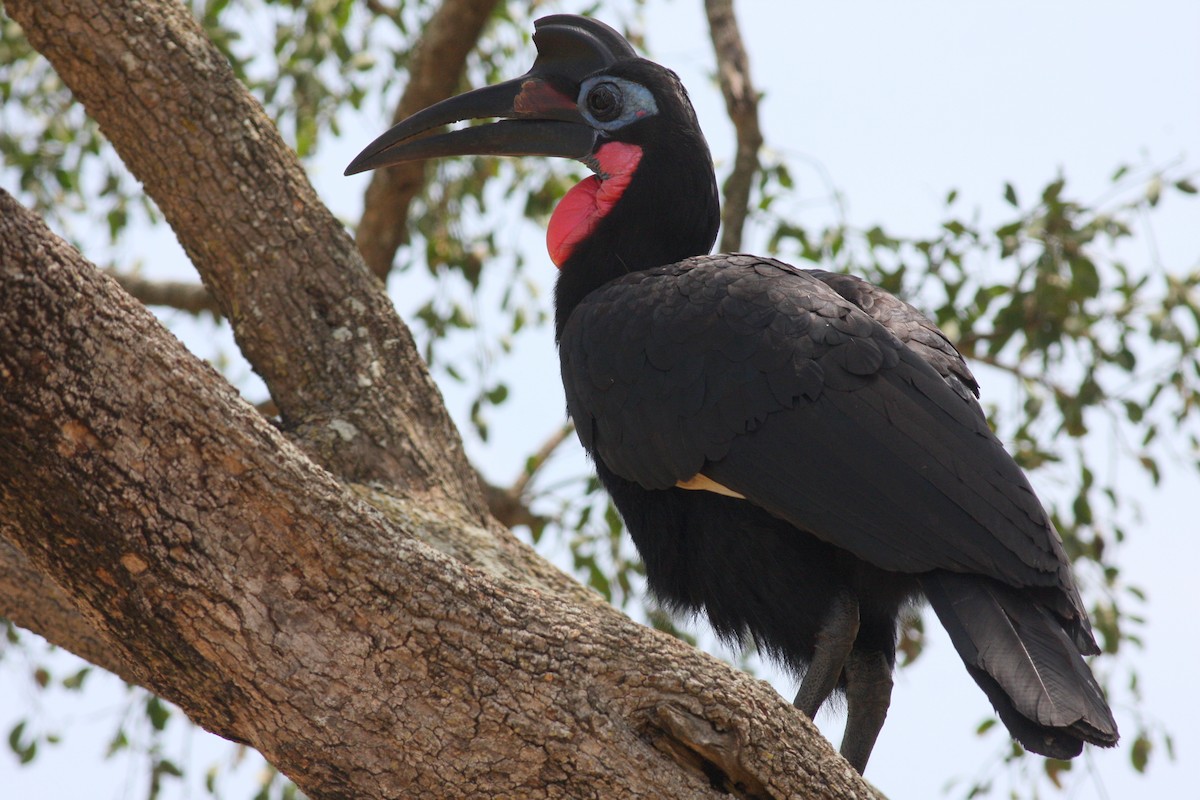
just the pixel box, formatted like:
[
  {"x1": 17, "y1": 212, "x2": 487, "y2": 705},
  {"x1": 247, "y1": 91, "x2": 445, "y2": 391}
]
[
  {"x1": 6, "y1": 0, "x2": 481, "y2": 504},
  {"x1": 0, "y1": 1, "x2": 881, "y2": 797}
]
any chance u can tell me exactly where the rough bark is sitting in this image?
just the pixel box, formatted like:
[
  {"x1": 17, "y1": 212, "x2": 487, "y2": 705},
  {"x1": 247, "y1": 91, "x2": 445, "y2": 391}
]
[
  {"x1": 0, "y1": 189, "x2": 877, "y2": 799},
  {"x1": 705, "y1": 0, "x2": 764, "y2": 253},
  {"x1": 1, "y1": 0, "x2": 884, "y2": 797},
  {"x1": 355, "y1": 0, "x2": 502, "y2": 279},
  {"x1": 6, "y1": 0, "x2": 483, "y2": 508},
  {"x1": 0, "y1": 536, "x2": 141, "y2": 685}
]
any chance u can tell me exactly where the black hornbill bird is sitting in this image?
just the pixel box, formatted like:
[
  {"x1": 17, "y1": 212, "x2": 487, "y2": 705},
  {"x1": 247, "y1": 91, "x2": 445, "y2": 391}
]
[{"x1": 346, "y1": 15, "x2": 1118, "y2": 773}]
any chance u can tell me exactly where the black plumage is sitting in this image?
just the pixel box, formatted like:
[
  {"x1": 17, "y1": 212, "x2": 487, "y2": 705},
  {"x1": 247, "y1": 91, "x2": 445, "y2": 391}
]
[{"x1": 346, "y1": 14, "x2": 1118, "y2": 773}]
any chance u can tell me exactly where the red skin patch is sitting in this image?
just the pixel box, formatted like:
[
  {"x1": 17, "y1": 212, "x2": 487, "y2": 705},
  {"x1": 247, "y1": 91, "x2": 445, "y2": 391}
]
[
  {"x1": 547, "y1": 142, "x2": 643, "y2": 268},
  {"x1": 513, "y1": 79, "x2": 576, "y2": 116}
]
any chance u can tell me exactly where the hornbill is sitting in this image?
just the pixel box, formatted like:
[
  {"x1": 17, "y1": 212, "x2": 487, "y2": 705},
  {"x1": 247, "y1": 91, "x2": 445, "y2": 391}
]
[{"x1": 346, "y1": 15, "x2": 1118, "y2": 773}]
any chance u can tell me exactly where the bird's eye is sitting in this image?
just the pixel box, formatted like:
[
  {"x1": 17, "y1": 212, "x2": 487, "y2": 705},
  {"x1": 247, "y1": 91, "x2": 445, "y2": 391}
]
[
  {"x1": 586, "y1": 82, "x2": 622, "y2": 122},
  {"x1": 578, "y1": 76, "x2": 657, "y2": 130}
]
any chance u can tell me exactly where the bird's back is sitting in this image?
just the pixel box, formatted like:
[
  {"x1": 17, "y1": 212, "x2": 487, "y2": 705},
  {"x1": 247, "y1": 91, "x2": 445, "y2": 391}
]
[{"x1": 561, "y1": 254, "x2": 1116, "y2": 756}]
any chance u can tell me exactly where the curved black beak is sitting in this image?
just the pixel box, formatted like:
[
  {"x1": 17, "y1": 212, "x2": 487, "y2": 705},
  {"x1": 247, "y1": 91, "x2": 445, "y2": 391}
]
[
  {"x1": 343, "y1": 77, "x2": 595, "y2": 175},
  {"x1": 344, "y1": 14, "x2": 638, "y2": 176}
]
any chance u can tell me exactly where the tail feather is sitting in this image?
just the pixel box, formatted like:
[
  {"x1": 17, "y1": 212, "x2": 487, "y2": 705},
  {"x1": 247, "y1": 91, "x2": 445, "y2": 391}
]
[{"x1": 922, "y1": 572, "x2": 1118, "y2": 758}]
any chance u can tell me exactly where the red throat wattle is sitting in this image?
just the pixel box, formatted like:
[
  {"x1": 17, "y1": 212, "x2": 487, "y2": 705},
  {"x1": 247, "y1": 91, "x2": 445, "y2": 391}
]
[{"x1": 547, "y1": 142, "x2": 643, "y2": 267}]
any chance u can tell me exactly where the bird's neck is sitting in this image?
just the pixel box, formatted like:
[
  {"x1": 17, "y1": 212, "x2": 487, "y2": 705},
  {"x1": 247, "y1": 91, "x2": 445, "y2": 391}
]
[{"x1": 552, "y1": 136, "x2": 719, "y2": 338}]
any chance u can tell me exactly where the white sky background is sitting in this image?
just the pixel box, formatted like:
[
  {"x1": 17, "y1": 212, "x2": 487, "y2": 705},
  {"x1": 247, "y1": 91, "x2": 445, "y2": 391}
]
[{"x1": 3, "y1": 1, "x2": 1198, "y2": 798}]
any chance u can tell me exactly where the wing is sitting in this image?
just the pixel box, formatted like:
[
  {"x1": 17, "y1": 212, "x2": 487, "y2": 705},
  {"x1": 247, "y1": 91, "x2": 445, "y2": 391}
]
[
  {"x1": 808, "y1": 269, "x2": 980, "y2": 405},
  {"x1": 559, "y1": 254, "x2": 1078, "y2": 597}
]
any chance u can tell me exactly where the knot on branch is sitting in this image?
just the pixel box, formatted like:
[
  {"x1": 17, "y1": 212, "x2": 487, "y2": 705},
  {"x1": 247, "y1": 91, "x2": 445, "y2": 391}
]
[{"x1": 647, "y1": 703, "x2": 775, "y2": 800}]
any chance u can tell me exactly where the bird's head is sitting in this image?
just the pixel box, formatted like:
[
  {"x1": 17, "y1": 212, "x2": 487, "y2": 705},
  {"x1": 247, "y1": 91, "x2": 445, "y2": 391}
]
[{"x1": 346, "y1": 14, "x2": 719, "y2": 312}]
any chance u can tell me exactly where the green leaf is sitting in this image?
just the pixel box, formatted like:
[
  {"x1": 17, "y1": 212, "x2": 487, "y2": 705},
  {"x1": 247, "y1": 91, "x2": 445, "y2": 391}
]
[
  {"x1": 146, "y1": 696, "x2": 171, "y2": 732},
  {"x1": 1131, "y1": 733, "x2": 1151, "y2": 772},
  {"x1": 484, "y1": 383, "x2": 509, "y2": 405},
  {"x1": 62, "y1": 667, "x2": 91, "y2": 690},
  {"x1": 1072, "y1": 491, "x2": 1093, "y2": 526},
  {"x1": 105, "y1": 728, "x2": 129, "y2": 758},
  {"x1": 1042, "y1": 177, "x2": 1065, "y2": 204},
  {"x1": 1044, "y1": 757, "x2": 1072, "y2": 788},
  {"x1": 8, "y1": 721, "x2": 37, "y2": 764},
  {"x1": 1138, "y1": 454, "x2": 1161, "y2": 485},
  {"x1": 943, "y1": 219, "x2": 967, "y2": 236},
  {"x1": 1003, "y1": 182, "x2": 1019, "y2": 207}
]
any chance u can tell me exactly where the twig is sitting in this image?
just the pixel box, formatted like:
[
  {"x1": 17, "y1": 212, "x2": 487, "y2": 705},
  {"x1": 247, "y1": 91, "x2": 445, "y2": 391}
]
[
  {"x1": 482, "y1": 422, "x2": 574, "y2": 530},
  {"x1": 512, "y1": 422, "x2": 575, "y2": 499}
]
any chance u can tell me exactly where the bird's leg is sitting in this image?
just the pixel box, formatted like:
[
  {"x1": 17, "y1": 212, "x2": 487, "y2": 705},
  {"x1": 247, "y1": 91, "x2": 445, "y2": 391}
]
[
  {"x1": 792, "y1": 591, "x2": 859, "y2": 718},
  {"x1": 838, "y1": 648, "x2": 894, "y2": 773}
]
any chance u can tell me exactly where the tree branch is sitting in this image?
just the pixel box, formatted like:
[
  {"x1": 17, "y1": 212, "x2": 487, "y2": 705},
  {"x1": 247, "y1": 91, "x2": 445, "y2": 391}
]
[
  {"x1": 106, "y1": 269, "x2": 221, "y2": 316},
  {"x1": 7, "y1": 0, "x2": 483, "y2": 511},
  {"x1": 0, "y1": 534, "x2": 142, "y2": 686},
  {"x1": 481, "y1": 479, "x2": 547, "y2": 530},
  {"x1": 511, "y1": 422, "x2": 576, "y2": 500},
  {"x1": 101, "y1": 258, "x2": 561, "y2": 529},
  {"x1": 705, "y1": 0, "x2": 764, "y2": 253},
  {"x1": 355, "y1": 0, "x2": 502, "y2": 279},
  {"x1": 481, "y1": 422, "x2": 575, "y2": 530},
  {"x1": 0, "y1": 188, "x2": 876, "y2": 800}
]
